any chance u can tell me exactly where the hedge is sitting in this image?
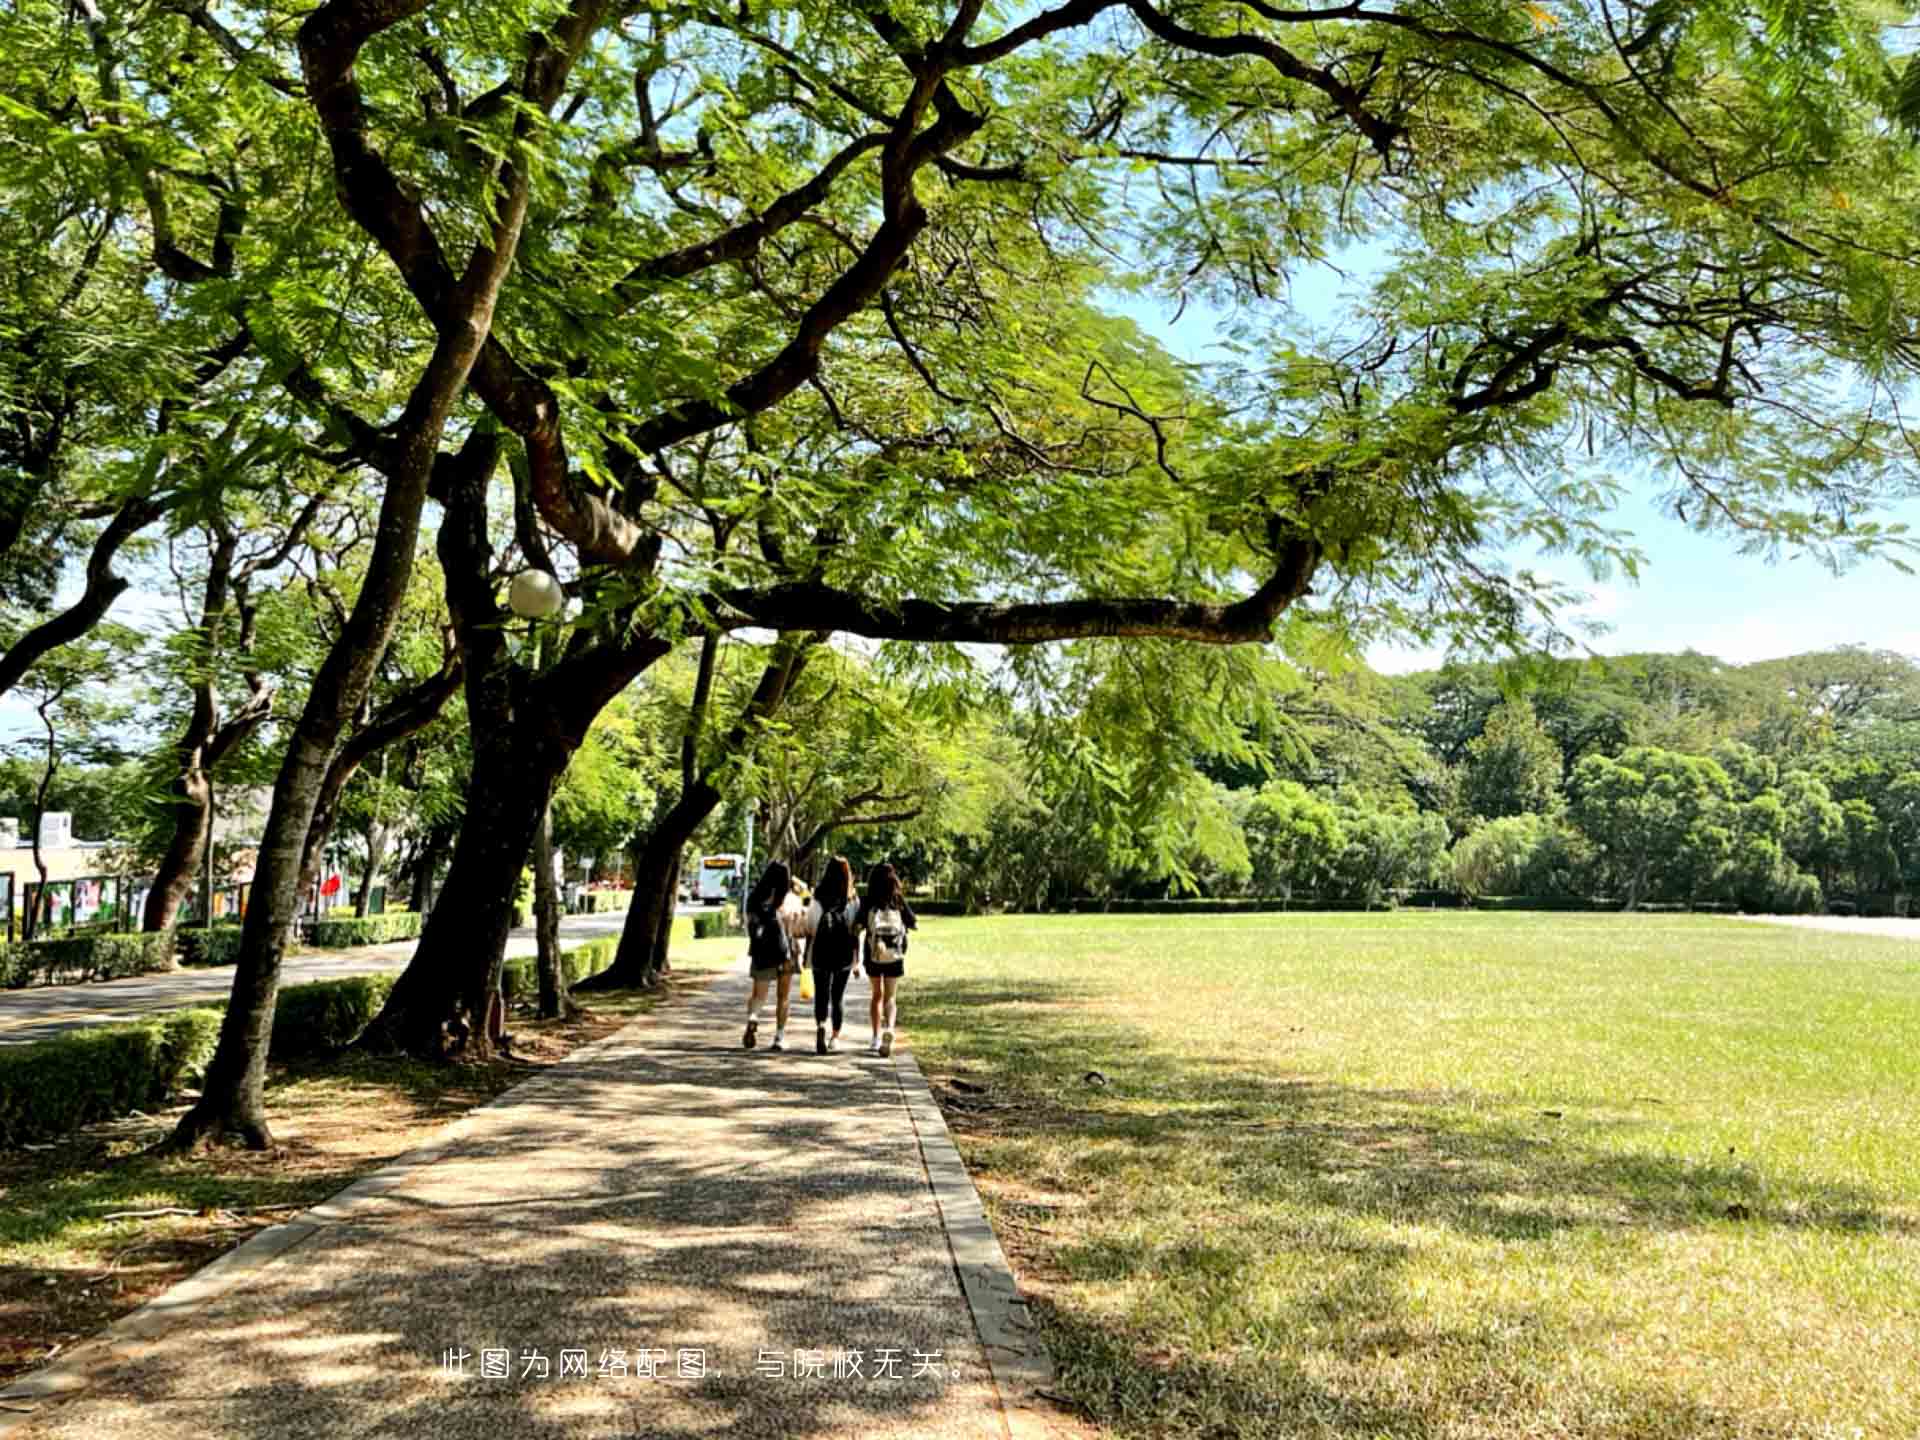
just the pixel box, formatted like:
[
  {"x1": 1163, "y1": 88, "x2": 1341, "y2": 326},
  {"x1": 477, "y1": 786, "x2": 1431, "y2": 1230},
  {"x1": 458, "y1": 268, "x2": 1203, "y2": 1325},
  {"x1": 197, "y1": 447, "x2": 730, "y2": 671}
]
[
  {"x1": 0, "y1": 1008, "x2": 222, "y2": 1146},
  {"x1": 579, "y1": 889, "x2": 634, "y2": 914},
  {"x1": 0, "y1": 931, "x2": 176, "y2": 989},
  {"x1": 693, "y1": 907, "x2": 741, "y2": 939},
  {"x1": 309, "y1": 910, "x2": 423, "y2": 948},
  {"x1": 501, "y1": 937, "x2": 615, "y2": 1005},
  {"x1": 270, "y1": 974, "x2": 398, "y2": 1058},
  {"x1": 177, "y1": 924, "x2": 246, "y2": 967}
]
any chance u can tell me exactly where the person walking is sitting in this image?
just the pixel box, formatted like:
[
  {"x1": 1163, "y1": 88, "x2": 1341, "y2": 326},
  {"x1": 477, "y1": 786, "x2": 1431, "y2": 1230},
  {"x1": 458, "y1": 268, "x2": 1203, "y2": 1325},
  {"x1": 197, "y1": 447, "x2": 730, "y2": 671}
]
[
  {"x1": 803, "y1": 856, "x2": 862, "y2": 1054},
  {"x1": 860, "y1": 862, "x2": 916, "y2": 1057},
  {"x1": 742, "y1": 860, "x2": 796, "y2": 1051}
]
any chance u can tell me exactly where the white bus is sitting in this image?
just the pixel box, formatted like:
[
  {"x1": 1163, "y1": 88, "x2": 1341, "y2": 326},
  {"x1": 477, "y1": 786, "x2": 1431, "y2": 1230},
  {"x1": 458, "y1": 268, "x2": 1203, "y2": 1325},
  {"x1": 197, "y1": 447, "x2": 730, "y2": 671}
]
[{"x1": 694, "y1": 852, "x2": 746, "y2": 905}]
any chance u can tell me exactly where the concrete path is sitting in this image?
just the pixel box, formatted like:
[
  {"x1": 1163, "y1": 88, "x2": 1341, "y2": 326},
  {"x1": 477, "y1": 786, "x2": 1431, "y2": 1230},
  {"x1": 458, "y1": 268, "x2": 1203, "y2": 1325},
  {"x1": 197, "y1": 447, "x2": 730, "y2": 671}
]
[
  {"x1": 1739, "y1": 914, "x2": 1920, "y2": 942},
  {"x1": 0, "y1": 912, "x2": 651, "y2": 1046},
  {"x1": 0, "y1": 973, "x2": 1056, "y2": 1440}
]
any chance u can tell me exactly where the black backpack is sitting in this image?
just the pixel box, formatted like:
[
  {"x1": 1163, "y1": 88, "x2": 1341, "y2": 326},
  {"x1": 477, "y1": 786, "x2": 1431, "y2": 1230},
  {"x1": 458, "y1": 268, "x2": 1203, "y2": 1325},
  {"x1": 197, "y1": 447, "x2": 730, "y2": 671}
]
[
  {"x1": 813, "y1": 900, "x2": 859, "y2": 969},
  {"x1": 746, "y1": 902, "x2": 789, "y2": 968}
]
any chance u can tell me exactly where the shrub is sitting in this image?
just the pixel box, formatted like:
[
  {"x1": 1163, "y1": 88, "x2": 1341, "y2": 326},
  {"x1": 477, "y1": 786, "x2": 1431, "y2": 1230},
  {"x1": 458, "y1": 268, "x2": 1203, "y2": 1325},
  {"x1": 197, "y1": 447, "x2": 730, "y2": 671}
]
[
  {"x1": 500, "y1": 937, "x2": 621, "y2": 1006},
  {"x1": 0, "y1": 931, "x2": 177, "y2": 988},
  {"x1": 0, "y1": 1008, "x2": 222, "y2": 1146},
  {"x1": 177, "y1": 924, "x2": 246, "y2": 967},
  {"x1": 581, "y1": 889, "x2": 633, "y2": 914},
  {"x1": 309, "y1": 910, "x2": 423, "y2": 948},
  {"x1": 693, "y1": 907, "x2": 740, "y2": 939},
  {"x1": 270, "y1": 974, "x2": 397, "y2": 1057}
]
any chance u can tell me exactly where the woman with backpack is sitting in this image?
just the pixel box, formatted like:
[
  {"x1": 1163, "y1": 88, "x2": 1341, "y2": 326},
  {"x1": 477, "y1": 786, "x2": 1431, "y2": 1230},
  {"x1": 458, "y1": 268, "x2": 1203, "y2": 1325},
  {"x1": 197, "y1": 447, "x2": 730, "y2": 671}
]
[
  {"x1": 802, "y1": 855, "x2": 862, "y2": 1054},
  {"x1": 860, "y1": 862, "x2": 917, "y2": 1057},
  {"x1": 741, "y1": 860, "x2": 796, "y2": 1052}
]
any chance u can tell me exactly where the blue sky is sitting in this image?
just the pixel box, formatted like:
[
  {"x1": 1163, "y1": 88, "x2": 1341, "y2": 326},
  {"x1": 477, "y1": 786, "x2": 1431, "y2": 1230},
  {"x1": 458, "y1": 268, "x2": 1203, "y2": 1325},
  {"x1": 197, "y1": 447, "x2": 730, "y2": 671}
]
[{"x1": 1110, "y1": 265, "x2": 1920, "y2": 675}]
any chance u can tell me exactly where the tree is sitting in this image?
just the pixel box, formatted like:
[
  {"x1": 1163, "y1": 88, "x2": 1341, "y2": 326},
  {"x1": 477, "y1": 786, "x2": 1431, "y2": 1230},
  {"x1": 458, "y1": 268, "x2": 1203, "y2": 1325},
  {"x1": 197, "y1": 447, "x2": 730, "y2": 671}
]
[
  {"x1": 168, "y1": 0, "x2": 561, "y2": 1147},
  {"x1": 1460, "y1": 697, "x2": 1563, "y2": 821},
  {"x1": 1566, "y1": 746, "x2": 1735, "y2": 908},
  {"x1": 10, "y1": 0, "x2": 1914, "y2": 1105},
  {"x1": 1244, "y1": 781, "x2": 1345, "y2": 902},
  {"x1": 140, "y1": 500, "x2": 325, "y2": 931}
]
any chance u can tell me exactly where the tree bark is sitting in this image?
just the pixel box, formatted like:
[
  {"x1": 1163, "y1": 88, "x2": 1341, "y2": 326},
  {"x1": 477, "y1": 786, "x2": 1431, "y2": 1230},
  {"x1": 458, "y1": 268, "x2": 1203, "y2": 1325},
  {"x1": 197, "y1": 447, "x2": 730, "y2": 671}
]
[
  {"x1": 0, "y1": 494, "x2": 167, "y2": 701},
  {"x1": 533, "y1": 793, "x2": 567, "y2": 1019},
  {"x1": 581, "y1": 789, "x2": 718, "y2": 990},
  {"x1": 357, "y1": 435, "x2": 668, "y2": 1056}
]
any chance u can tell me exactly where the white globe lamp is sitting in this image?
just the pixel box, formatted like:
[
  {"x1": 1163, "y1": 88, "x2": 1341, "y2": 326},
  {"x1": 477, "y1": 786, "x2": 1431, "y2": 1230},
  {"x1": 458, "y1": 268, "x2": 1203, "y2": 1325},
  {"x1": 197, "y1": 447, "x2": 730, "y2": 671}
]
[{"x1": 508, "y1": 568, "x2": 565, "y2": 620}]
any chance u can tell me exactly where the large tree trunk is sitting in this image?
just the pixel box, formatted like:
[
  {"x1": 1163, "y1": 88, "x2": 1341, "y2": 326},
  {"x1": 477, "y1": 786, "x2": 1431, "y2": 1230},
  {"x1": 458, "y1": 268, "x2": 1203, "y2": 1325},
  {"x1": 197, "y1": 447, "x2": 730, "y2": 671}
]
[
  {"x1": 581, "y1": 795, "x2": 715, "y2": 991},
  {"x1": 533, "y1": 794, "x2": 568, "y2": 1019},
  {"x1": 579, "y1": 633, "x2": 820, "y2": 992},
  {"x1": 167, "y1": 428, "x2": 507, "y2": 1151},
  {"x1": 144, "y1": 769, "x2": 211, "y2": 931},
  {"x1": 363, "y1": 749, "x2": 556, "y2": 1056},
  {"x1": 410, "y1": 829, "x2": 447, "y2": 913},
  {"x1": 356, "y1": 430, "x2": 668, "y2": 1056}
]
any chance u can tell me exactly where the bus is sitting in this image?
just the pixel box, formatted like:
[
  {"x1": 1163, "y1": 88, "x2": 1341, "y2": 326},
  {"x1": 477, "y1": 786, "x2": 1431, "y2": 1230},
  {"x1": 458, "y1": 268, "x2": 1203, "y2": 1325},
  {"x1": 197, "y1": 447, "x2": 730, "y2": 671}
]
[{"x1": 694, "y1": 853, "x2": 746, "y2": 905}]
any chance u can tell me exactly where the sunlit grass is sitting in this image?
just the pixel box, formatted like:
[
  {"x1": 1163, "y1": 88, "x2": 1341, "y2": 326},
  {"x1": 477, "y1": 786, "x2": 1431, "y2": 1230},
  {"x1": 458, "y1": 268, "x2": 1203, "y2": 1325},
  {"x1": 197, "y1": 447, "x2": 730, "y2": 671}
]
[{"x1": 900, "y1": 912, "x2": 1920, "y2": 1440}]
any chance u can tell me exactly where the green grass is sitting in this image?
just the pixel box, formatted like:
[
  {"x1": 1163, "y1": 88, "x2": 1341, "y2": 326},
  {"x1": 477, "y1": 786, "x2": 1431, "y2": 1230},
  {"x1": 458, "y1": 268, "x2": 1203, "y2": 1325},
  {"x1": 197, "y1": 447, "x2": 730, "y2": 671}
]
[{"x1": 898, "y1": 912, "x2": 1920, "y2": 1440}]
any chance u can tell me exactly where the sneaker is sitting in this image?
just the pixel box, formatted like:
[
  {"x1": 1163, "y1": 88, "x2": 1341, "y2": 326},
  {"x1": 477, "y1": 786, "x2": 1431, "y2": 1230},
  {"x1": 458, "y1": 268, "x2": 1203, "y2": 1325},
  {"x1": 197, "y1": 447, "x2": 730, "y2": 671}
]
[
  {"x1": 827, "y1": 1033, "x2": 841, "y2": 1054},
  {"x1": 868, "y1": 1034, "x2": 882, "y2": 1055},
  {"x1": 743, "y1": 1020, "x2": 758, "y2": 1050},
  {"x1": 771, "y1": 1032, "x2": 786, "y2": 1052},
  {"x1": 878, "y1": 1030, "x2": 894, "y2": 1058},
  {"x1": 816, "y1": 1025, "x2": 828, "y2": 1055}
]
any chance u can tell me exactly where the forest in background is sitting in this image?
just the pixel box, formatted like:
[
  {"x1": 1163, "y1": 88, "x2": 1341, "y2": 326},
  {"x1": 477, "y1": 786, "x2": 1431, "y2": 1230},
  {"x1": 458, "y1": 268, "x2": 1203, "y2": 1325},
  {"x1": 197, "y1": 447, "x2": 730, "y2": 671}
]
[{"x1": 11, "y1": 637, "x2": 1917, "y2": 917}]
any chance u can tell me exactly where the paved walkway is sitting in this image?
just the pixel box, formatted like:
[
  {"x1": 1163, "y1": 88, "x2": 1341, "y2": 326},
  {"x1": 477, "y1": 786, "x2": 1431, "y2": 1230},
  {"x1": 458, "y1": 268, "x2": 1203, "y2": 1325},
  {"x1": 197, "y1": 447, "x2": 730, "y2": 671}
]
[
  {"x1": 0, "y1": 973, "x2": 1055, "y2": 1440},
  {"x1": 0, "y1": 912, "x2": 646, "y2": 1046},
  {"x1": 1739, "y1": 914, "x2": 1920, "y2": 942}
]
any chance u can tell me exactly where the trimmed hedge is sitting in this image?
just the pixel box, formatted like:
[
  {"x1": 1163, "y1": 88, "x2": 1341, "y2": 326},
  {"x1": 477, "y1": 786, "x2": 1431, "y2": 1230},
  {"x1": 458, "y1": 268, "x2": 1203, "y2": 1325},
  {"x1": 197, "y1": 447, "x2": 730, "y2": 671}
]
[
  {"x1": 270, "y1": 974, "x2": 398, "y2": 1058},
  {"x1": 177, "y1": 924, "x2": 246, "y2": 967},
  {"x1": 0, "y1": 1008, "x2": 222, "y2": 1146},
  {"x1": 501, "y1": 937, "x2": 616, "y2": 1005},
  {"x1": 579, "y1": 889, "x2": 633, "y2": 914},
  {"x1": 309, "y1": 910, "x2": 423, "y2": 948},
  {"x1": 0, "y1": 931, "x2": 176, "y2": 988},
  {"x1": 693, "y1": 907, "x2": 741, "y2": 939}
]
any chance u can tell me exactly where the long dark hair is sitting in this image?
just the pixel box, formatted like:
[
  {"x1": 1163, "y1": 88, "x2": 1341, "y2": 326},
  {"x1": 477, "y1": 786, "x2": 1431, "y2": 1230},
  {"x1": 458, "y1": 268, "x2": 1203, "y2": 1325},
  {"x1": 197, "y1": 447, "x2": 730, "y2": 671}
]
[
  {"x1": 862, "y1": 862, "x2": 904, "y2": 913},
  {"x1": 747, "y1": 860, "x2": 792, "y2": 911},
  {"x1": 815, "y1": 855, "x2": 854, "y2": 909}
]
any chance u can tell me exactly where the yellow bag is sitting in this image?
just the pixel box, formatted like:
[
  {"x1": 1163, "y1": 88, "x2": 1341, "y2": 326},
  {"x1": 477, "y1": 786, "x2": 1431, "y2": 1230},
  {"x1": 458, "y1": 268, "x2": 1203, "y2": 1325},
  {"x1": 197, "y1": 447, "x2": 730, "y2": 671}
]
[{"x1": 798, "y1": 965, "x2": 815, "y2": 1000}]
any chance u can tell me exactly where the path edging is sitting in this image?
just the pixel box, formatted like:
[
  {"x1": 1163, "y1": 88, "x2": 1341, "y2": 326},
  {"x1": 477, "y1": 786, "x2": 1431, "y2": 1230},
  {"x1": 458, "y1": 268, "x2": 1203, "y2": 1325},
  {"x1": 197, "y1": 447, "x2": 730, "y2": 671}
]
[{"x1": 895, "y1": 1049, "x2": 1065, "y2": 1440}]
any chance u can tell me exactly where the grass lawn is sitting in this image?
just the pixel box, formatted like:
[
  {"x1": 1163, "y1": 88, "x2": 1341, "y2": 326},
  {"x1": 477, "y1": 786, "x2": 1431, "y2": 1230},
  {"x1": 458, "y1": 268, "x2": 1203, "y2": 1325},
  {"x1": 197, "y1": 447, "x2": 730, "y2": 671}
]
[
  {"x1": 0, "y1": 979, "x2": 694, "y2": 1385},
  {"x1": 888, "y1": 912, "x2": 1920, "y2": 1440}
]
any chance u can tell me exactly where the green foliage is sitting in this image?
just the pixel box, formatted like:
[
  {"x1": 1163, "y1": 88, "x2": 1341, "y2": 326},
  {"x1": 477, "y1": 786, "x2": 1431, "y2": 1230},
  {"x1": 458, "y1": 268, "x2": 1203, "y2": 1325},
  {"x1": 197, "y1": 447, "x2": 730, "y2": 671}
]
[
  {"x1": 270, "y1": 976, "x2": 397, "y2": 1058},
  {"x1": 693, "y1": 909, "x2": 739, "y2": 940},
  {"x1": 578, "y1": 889, "x2": 633, "y2": 914},
  {"x1": 176, "y1": 925, "x2": 246, "y2": 967},
  {"x1": 499, "y1": 934, "x2": 636, "y2": 1006},
  {"x1": 0, "y1": 1009, "x2": 221, "y2": 1146},
  {"x1": 308, "y1": 911, "x2": 423, "y2": 948},
  {"x1": 1461, "y1": 698, "x2": 1563, "y2": 821},
  {"x1": 1, "y1": 930, "x2": 175, "y2": 988}
]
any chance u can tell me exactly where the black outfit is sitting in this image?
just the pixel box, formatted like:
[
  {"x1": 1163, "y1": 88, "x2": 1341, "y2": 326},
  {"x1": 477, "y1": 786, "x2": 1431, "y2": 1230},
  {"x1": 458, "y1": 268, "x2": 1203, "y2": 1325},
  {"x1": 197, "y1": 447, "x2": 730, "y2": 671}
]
[
  {"x1": 812, "y1": 960, "x2": 853, "y2": 1029},
  {"x1": 810, "y1": 898, "x2": 861, "y2": 1029}
]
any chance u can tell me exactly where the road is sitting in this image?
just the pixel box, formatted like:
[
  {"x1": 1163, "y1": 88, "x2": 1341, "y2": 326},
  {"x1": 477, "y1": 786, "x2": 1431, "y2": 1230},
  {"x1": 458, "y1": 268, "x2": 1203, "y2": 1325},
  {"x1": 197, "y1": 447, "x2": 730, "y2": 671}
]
[{"x1": 0, "y1": 908, "x2": 702, "y2": 1046}]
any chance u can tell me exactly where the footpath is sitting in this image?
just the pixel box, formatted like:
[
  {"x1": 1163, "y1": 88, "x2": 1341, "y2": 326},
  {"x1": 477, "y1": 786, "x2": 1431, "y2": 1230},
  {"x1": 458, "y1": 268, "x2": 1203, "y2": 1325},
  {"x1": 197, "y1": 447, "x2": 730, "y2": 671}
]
[
  {"x1": 0, "y1": 912, "x2": 637, "y2": 1046},
  {"x1": 0, "y1": 971, "x2": 1061, "y2": 1440}
]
